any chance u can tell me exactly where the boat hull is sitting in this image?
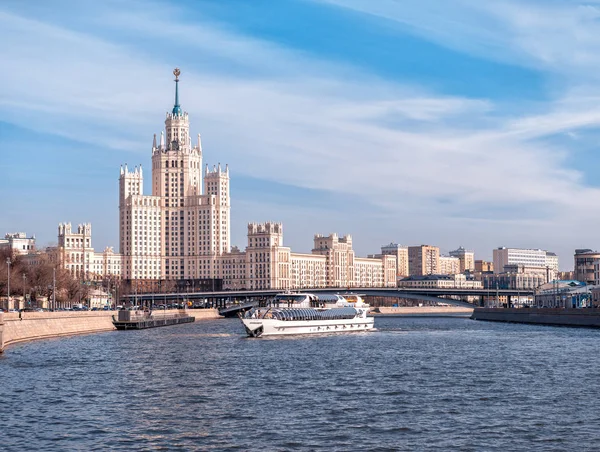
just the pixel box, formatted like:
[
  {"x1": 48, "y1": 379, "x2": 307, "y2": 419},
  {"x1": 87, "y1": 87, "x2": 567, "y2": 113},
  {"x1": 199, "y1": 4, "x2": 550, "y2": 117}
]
[{"x1": 241, "y1": 317, "x2": 374, "y2": 337}]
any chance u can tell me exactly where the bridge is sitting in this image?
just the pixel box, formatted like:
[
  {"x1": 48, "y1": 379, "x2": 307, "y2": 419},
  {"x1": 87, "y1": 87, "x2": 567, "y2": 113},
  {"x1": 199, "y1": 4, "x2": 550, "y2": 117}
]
[{"x1": 122, "y1": 287, "x2": 535, "y2": 309}]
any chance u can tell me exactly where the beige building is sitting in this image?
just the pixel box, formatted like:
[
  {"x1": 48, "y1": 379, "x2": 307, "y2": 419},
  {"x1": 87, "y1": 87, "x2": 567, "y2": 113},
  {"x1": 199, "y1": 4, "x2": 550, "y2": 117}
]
[
  {"x1": 244, "y1": 222, "x2": 290, "y2": 290},
  {"x1": 313, "y1": 233, "x2": 355, "y2": 287},
  {"x1": 475, "y1": 260, "x2": 494, "y2": 273},
  {"x1": 439, "y1": 255, "x2": 460, "y2": 275},
  {"x1": 398, "y1": 274, "x2": 482, "y2": 289},
  {"x1": 112, "y1": 69, "x2": 405, "y2": 292},
  {"x1": 574, "y1": 249, "x2": 600, "y2": 285},
  {"x1": 119, "y1": 69, "x2": 230, "y2": 282},
  {"x1": 88, "y1": 289, "x2": 111, "y2": 309},
  {"x1": 218, "y1": 227, "x2": 396, "y2": 291},
  {"x1": 290, "y1": 253, "x2": 327, "y2": 290},
  {"x1": 0, "y1": 232, "x2": 36, "y2": 255},
  {"x1": 408, "y1": 245, "x2": 440, "y2": 276},
  {"x1": 312, "y1": 233, "x2": 396, "y2": 288},
  {"x1": 380, "y1": 243, "x2": 409, "y2": 277},
  {"x1": 53, "y1": 223, "x2": 122, "y2": 280},
  {"x1": 449, "y1": 246, "x2": 475, "y2": 272},
  {"x1": 219, "y1": 246, "x2": 248, "y2": 291}
]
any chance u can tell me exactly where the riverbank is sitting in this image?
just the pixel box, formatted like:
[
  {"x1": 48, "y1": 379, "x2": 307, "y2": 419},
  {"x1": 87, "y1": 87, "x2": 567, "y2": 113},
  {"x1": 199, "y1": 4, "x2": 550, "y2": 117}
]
[
  {"x1": 471, "y1": 307, "x2": 600, "y2": 328},
  {"x1": 0, "y1": 309, "x2": 220, "y2": 352},
  {"x1": 374, "y1": 306, "x2": 474, "y2": 316}
]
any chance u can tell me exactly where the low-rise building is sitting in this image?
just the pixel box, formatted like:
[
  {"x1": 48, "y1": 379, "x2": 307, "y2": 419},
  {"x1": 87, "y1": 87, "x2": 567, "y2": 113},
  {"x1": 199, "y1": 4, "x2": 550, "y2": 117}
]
[
  {"x1": 535, "y1": 281, "x2": 591, "y2": 308},
  {"x1": 398, "y1": 274, "x2": 482, "y2": 289},
  {"x1": 88, "y1": 289, "x2": 111, "y2": 309},
  {"x1": 482, "y1": 272, "x2": 546, "y2": 290},
  {"x1": 0, "y1": 232, "x2": 36, "y2": 255}
]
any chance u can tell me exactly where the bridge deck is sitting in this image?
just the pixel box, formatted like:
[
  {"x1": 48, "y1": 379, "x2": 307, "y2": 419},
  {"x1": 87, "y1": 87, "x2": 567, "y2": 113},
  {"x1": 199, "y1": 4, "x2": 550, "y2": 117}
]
[{"x1": 123, "y1": 287, "x2": 533, "y2": 308}]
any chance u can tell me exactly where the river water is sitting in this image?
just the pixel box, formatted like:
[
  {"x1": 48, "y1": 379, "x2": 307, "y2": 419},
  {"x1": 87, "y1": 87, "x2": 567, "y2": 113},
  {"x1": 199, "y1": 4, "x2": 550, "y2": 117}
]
[{"x1": 1, "y1": 316, "x2": 600, "y2": 451}]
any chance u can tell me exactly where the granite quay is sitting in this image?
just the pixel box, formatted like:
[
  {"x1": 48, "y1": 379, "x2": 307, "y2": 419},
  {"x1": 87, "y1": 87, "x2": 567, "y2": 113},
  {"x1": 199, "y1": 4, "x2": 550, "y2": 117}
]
[
  {"x1": 0, "y1": 309, "x2": 219, "y2": 353},
  {"x1": 471, "y1": 307, "x2": 600, "y2": 328},
  {"x1": 375, "y1": 306, "x2": 474, "y2": 316}
]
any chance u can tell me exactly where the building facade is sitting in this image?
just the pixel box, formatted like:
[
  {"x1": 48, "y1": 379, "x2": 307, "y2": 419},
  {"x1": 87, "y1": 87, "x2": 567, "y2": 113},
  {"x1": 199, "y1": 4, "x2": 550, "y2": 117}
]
[
  {"x1": 0, "y1": 232, "x2": 36, "y2": 255},
  {"x1": 398, "y1": 274, "x2": 482, "y2": 289},
  {"x1": 475, "y1": 260, "x2": 494, "y2": 273},
  {"x1": 380, "y1": 243, "x2": 409, "y2": 277},
  {"x1": 119, "y1": 68, "x2": 230, "y2": 282},
  {"x1": 439, "y1": 255, "x2": 460, "y2": 275},
  {"x1": 493, "y1": 247, "x2": 558, "y2": 280},
  {"x1": 535, "y1": 281, "x2": 591, "y2": 308},
  {"x1": 449, "y1": 246, "x2": 475, "y2": 272},
  {"x1": 112, "y1": 69, "x2": 400, "y2": 291},
  {"x1": 408, "y1": 245, "x2": 440, "y2": 276},
  {"x1": 217, "y1": 227, "x2": 395, "y2": 291},
  {"x1": 53, "y1": 223, "x2": 123, "y2": 280},
  {"x1": 482, "y1": 272, "x2": 546, "y2": 290},
  {"x1": 574, "y1": 249, "x2": 600, "y2": 285}
]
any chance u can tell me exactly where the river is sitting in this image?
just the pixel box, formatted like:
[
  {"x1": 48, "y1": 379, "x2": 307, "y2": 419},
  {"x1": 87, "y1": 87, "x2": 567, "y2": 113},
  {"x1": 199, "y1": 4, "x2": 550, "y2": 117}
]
[{"x1": 1, "y1": 316, "x2": 599, "y2": 451}]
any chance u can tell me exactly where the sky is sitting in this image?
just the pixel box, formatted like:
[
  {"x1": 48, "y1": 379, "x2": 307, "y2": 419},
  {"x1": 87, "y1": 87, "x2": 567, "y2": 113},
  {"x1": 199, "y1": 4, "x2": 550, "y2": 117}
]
[{"x1": 2, "y1": 0, "x2": 600, "y2": 270}]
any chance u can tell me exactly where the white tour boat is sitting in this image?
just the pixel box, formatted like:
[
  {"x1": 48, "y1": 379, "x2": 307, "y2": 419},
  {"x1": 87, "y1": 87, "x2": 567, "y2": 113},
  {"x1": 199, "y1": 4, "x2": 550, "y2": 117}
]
[{"x1": 240, "y1": 293, "x2": 374, "y2": 337}]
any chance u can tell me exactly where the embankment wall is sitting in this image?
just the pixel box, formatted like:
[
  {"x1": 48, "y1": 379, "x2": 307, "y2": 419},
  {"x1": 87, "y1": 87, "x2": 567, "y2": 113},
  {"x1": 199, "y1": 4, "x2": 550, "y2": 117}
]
[
  {"x1": 471, "y1": 308, "x2": 600, "y2": 328},
  {"x1": 0, "y1": 309, "x2": 220, "y2": 352},
  {"x1": 376, "y1": 306, "x2": 474, "y2": 316}
]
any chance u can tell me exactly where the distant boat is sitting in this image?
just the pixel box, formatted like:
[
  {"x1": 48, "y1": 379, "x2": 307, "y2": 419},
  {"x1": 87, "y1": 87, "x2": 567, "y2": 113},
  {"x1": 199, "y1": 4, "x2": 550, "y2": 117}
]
[{"x1": 240, "y1": 293, "x2": 374, "y2": 337}]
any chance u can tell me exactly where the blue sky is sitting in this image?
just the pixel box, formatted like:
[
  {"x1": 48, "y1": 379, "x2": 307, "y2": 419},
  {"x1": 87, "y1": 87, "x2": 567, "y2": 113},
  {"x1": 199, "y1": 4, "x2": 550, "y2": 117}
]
[{"x1": 2, "y1": 0, "x2": 600, "y2": 269}]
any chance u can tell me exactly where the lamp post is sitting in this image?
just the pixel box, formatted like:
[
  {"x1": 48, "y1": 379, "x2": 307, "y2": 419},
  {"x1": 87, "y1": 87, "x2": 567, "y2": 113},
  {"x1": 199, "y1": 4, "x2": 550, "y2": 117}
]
[
  {"x1": 6, "y1": 257, "x2": 11, "y2": 311},
  {"x1": 22, "y1": 273, "x2": 27, "y2": 308},
  {"x1": 52, "y1": 267, "x2": 56, "y2": 311},
  {"x1": 186, "y1": 281, "x2": 190, "y2": 309}
]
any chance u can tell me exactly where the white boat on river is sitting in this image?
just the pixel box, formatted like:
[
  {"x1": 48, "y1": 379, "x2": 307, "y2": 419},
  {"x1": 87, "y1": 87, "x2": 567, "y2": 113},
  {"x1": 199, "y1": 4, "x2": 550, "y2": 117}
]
[{"x1": 240, "y1": 293, "x2": 374, "y2": 337}]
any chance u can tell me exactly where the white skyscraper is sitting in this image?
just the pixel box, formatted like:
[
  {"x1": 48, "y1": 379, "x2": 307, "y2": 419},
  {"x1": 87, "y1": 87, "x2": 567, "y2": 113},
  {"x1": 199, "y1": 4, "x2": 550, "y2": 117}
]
[{"x1": 119, "y1": 68, "x2": 230, "y2": 281}]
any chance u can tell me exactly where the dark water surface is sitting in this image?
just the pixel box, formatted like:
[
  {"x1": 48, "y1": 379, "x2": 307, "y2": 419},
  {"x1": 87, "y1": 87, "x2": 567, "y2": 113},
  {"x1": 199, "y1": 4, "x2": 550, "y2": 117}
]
[{"x1": 1, "y1": 317, "x2": 600, "y2": 451}]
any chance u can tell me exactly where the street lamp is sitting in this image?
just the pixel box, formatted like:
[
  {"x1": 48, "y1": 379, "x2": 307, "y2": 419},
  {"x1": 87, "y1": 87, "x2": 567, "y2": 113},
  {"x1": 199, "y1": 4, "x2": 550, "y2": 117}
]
[
  {"x1": 22, "y1": 273, "x2": 27, "y2": 308},
  {"x1": 6, "y1": 257, "x2": 11, "y2": 311}
]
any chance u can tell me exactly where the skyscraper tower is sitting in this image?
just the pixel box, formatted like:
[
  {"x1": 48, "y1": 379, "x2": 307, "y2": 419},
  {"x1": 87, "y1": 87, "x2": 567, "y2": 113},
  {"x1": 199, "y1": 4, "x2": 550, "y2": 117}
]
[{"x1": 119, "y1": 68, "x2": 230, "y2": 282}]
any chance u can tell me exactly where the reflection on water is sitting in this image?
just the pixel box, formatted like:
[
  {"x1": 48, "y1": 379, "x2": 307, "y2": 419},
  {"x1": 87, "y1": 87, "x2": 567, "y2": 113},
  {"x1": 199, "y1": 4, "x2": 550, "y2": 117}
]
[{"x1": 2, "y1": 317, "x2": 600, "y2": 451}]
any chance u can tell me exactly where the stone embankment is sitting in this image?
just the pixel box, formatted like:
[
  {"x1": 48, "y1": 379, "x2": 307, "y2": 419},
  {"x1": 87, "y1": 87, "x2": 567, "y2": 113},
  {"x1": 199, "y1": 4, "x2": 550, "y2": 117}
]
[
  {"x1": 0, "y1": 309, "x2": 220, "y2": 352},
  {"x1": 471, "y1": 307, "x2": 600, "y2": 327},
  {"x1": 374, "y1": 306, "x2": 474, "y2": 316}
]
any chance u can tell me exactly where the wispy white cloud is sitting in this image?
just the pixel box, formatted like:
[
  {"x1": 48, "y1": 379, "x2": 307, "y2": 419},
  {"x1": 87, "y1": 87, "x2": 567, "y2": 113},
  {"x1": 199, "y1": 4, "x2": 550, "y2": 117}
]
[
  {"x1": 2, "y1": 1, "x2": 600, "y2": 264},
  {"x1": 316, "y1": 0, "x2": 600, "y2": 77}
]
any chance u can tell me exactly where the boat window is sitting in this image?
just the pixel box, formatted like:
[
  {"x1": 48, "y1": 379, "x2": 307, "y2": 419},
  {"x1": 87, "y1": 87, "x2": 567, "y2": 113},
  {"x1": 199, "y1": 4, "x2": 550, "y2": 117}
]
[{"x1": 268, "y1": 307, "x2": 358, "y2": 321}]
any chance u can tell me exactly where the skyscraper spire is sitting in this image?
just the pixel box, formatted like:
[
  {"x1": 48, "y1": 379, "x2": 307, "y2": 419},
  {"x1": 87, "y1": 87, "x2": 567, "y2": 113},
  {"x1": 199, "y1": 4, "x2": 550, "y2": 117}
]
[{"x1": 172, "y1": 67, "x2": 182, "y2": 116}]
